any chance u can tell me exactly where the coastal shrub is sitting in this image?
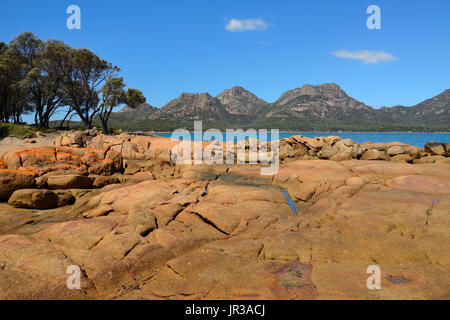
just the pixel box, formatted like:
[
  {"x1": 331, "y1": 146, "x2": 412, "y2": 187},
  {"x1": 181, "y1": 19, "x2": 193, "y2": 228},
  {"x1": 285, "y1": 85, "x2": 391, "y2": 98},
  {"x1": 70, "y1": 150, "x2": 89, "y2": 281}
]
[
  {"x1": 0, "y1": 123, "x2": 36, "y2": 139},
  {"x1": 281, "y1": 279, "x2": 305, "y2": 289}
]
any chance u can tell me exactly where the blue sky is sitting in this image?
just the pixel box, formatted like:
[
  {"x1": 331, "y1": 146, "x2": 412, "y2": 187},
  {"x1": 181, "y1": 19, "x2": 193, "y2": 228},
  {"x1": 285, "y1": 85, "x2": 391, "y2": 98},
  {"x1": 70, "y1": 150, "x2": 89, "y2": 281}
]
[{"x1": 1, "y1": 0, "x2": 449, "y2": 120}]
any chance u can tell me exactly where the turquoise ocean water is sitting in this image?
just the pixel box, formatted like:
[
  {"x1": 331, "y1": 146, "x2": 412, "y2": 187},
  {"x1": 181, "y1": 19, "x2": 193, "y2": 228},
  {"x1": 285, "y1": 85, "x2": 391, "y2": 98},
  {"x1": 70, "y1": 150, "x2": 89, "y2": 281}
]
[{"x1": 148, "y1": 132, "x2": 450, "y2": 148}]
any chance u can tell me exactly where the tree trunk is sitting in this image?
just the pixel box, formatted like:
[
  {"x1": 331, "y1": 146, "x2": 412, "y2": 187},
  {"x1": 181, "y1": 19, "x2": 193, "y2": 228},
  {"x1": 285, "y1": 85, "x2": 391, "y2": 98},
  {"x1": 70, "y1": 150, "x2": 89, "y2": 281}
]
[
  {"x1": 101, "y1": 118, "x2": 109, "y2": 134},
  {"x1": 59, "y1": 108, "x2": 72, "y2": 129},
  {"x1": 74, "y1": 111, "x2": 89, "y2": 130},
  {"x1": 85, "y1": 119, "x2": 92, "y2": 130}
]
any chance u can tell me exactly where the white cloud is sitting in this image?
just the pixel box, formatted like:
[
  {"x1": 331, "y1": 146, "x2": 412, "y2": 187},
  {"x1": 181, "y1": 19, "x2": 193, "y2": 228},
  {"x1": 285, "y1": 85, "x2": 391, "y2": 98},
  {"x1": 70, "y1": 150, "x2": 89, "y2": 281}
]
[
  {"x1": 225, "y1": 18, "x2": 268, "y2": 32},
  {"x1": 332, "y1": 49, "x2": 396, "y2": 64}
]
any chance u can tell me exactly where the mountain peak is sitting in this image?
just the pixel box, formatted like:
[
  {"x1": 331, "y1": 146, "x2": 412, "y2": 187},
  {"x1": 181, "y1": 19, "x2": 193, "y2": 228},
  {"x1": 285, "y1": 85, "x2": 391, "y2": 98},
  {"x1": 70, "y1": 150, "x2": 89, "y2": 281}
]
[
  {"x1": 217, "y1": 86, "x2": 255, "y2": 97},
  {"x1": 274, "y1": 83, "x2": 353, "y2": 106},
  {"x1": 299, "y1": 83, "x2": 346, "y2": 97},
  {"x1": 217, "y1": 86, "x2": 268, "y2": 116},
  {"x1": 231, "y1": 86, "x2": 245, "y2": 92},
  {"x1": 413, "y1": 88, "x2": 450, "y2": 110},
  {"x1": 109, "y1": 84, "x2": 450, "y2": 131},
  {"x1": 302, "y1": 83, "x2": 341, "y2": 90},
  {"x1": 268, "y1": 83, "x2": 374, "y2": 122},
  {"x1": 154, "y1": 91, "x2": 227, "y2": 121},
  {"x1": 178, "y1": 92, "x2": 213, "y2": 99},
  {"x1": 228, "y1": 86, "x2": 250, "y2": 96}
]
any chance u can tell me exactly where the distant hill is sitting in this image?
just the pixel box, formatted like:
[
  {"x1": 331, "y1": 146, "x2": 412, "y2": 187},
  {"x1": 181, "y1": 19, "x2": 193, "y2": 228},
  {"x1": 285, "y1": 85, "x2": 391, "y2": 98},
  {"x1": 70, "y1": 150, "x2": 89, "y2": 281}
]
[
  {"x1": 150, "y1": 93, "x2": 230, "y2": 122},
  {"x1": 115, "y1": 103, "x2": 158, "y2": 118},
  {"x1": 377, "y1": 89, "x2": 450, "y2": 129},
  {"x1": 260, "y1": 83, "x2": 379, "y2": 130},
  {"x1": 107, "y1": 84, "x2": 450, "y2": 132},
  {"x1": 217, "y1": 86, "x2": 268, "y2": 117}
]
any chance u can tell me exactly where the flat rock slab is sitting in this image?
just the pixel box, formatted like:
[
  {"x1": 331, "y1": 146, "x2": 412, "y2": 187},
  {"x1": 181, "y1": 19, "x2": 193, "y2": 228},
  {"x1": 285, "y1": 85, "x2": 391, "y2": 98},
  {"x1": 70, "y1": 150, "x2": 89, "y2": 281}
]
[
  {"x1": 386, "y1": 175, "x2": 450, "y2": 194},
  {"x1": 47, "y1": 175, "x2": 93, "y2": 190},
  {"x1": 0, "y1": 159, "x2": 449, "y2": 299},
  {"x1": 8, "y1": 189, "x2": 59, "y2": 209}
]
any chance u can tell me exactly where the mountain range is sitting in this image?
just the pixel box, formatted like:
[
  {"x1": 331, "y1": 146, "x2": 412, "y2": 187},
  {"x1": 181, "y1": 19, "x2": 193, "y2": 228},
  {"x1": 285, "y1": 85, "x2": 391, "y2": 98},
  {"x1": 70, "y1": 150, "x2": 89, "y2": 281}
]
[{"x1": 108, "y1": 84, "x2": 450, "y2": 132}]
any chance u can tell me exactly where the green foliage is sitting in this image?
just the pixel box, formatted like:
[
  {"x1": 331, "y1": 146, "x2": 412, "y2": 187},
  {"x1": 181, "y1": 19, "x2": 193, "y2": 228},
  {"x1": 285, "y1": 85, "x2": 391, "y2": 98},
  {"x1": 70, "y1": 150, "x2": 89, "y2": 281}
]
[
  {"x1": 287, "y1": 268, "x2": 303, "y2": 278},
  {"x1": 0, "y1": 122, "x2": 36, "y2": 138},
  {"x1": 281, "y1": 279, "x2": 304, "y2": 289},
  {"x1": 126, "y1": 88, "x2": 146, "y2": 108},
  {"x1": 97, "y1": 78, "x2": 146, "y2": 133},
  {"x1": 0, "y1": 37, "x2": 32, "y2": 123},
  {"x1": 0, "y1": 32, "x2": 146, "y2": 132}
]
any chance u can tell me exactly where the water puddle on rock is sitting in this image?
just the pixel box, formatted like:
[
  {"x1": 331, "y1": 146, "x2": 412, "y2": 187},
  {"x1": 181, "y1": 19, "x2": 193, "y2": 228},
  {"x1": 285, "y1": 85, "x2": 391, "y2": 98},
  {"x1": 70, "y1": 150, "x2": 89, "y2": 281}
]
[
  {"x1": 386, "y1": 275, "x2": 411, "y2": 284},
  {"x1": 281, "y1": 190, "x2": 297, "y2": 215}
]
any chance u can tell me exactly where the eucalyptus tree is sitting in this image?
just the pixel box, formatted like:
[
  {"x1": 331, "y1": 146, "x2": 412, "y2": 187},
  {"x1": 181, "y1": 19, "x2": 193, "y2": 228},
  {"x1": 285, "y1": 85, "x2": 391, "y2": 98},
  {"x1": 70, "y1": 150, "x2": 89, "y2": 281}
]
[
  {"x1": 60, "y1": 48, "x2": 145, "y2": 132},
  {"x1": 0, "y1": 41, "x2": 31, "y2": 123},
  {"x1": 8, "y1": 33, "x2": 71, "y2": 127},
  {"x1": 98, "y1": 77, "x2": 146, "y2": 133},
  {"x1": 1, "y1": 32, "x2": 146, "y2": 131},
  {"x1": 0, "y1": 42, "x2": 12, "y2": 122},
  {"x1": 60, "y1": 48, "x2": 118, "y2": 129},
  {"x1": 37, "y1": 40, "x2": 71, "y2": 127}
]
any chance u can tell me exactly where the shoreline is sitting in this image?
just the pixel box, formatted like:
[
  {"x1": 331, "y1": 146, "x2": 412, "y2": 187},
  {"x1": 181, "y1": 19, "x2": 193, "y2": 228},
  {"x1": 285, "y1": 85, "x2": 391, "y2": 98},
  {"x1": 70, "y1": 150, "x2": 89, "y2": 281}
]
[
  {"x1": 1, "y1": 130, "x2": 449, "y2": 300},
  {"x1": 133, "y1": 131, "x2": 450, "y2": 148},
  {"x1": 135, "y1": 131, "x2": 450, "y2": 134}
]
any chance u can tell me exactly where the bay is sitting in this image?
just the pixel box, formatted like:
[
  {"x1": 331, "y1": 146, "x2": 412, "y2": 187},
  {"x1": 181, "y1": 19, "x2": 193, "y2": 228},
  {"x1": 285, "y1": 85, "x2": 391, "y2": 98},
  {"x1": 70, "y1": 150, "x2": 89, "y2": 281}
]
[{"x1": 147, "y1": 132, "x2": 450, "y2": 148}]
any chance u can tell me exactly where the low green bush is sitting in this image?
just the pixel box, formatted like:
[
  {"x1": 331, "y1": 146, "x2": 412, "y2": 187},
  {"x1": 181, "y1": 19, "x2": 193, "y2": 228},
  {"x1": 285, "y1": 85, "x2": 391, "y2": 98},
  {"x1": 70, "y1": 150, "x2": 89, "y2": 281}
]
[{"x1": 0, "y1": 123, "x2": 37, "y2": 139}]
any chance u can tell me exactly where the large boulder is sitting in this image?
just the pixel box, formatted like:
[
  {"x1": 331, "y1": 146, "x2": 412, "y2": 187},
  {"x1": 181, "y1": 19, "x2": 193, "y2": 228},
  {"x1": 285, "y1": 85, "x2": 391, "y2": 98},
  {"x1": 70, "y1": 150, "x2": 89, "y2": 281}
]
[
  {"x1": 53, "y1": 190, "x2": 76, "y2": 207},
  {"x1": 289, "y1": 135, "x2": 324, "y2": 150},
  {"x1": 124, "y1": 161, "x2": 141, "y2": 175},
  {"x1": 18, "y1": 147, "x2": 57, "y2": 168},
  {"x1": 91, "y1": 175, "x2": 120, "y2": 188},
  {"x1": 391, "y1": 154, "x2": 413, "y2": 163},
  {"x1": 80, "y1": 149, "x2": 106, "y2": 166},
  {"x1": 330, "y1": 151, "x2": 353, "y2": 161},
  {"x1": 287, "y1": 179, "x2": 316, "y2": 201},
  {"x1": 425, "y1": 142, "x2": 446, "y2": 156},
  {"x1": 413, "y1": 155, "x2": 447, "y2": 164},
  {"x1": 0, "y1": 169, "x2": 36, "y2": 201},
  {"x1": 53, "y1": 130, "x2": 97, "y2": 148},
  {"x1": 47, "y1": 174, "x2": 93, "y2": 190},
  {"x1": 105, "y1": 150, "x2": 123, "y2": 170},
  {"x1": 335, "y1": 139, "x2": 356, "y2": 149},
  {"x1": 88, "y1": 159, "x2": 117, "y2": 176},
  {"x1": 360, "y1": 149, "x2": 390, "y2": 161},
  {"x1": 0, "y1": 146, "x2": 102, "y2": 175},
  {"x1": 126, "y1": 172, "x2": 154, "y2": 184},
  {"x1": 386, "y1": 145, "x2": 406, "y2": 157},
  {"x1": 317, "y1": 145, "x2": 338, "y2": 160},
  {"x1": 322, "y1": 136, "x2": 343, "y2": 145},
  {"x1": 1, "y1": 147, "x2": 53, "y2": 171},
  {"x1": 1, "y1": 149, "x2": 22, "y2": 169},
  {"x1": 87, "y1": 133, "x2": 173, "y2": 162},
  {"x1": 88, "y1": 133, "x2": 131, "y2": 150},
  {"x1": 444, "y1": 143, "x2": 450, "y2": 155},
  {"x1": 360, "y1": 142, "x2": 392, "y2": 151},
  {"x1": 404, "y1": 146, "x2": 422, "y2": 159},
  {"x1": 8, "y1": 189, "x2": 59, "y2": 209}
]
